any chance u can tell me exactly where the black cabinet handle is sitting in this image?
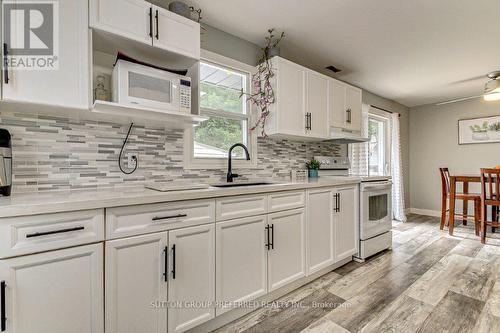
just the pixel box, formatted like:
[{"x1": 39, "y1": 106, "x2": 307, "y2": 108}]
[
  {"x1": 3, "y1": 43, "x2": 9, "y2": 84},
  {"x1": 305, "y1": 113, "x2": 312, "y2": 130},
  {"x1": 265, "y1": 225, "x2": 270, "y2": 250},
  {"x1": 155, "y1": 10, "x2": 159, "y2": 39},
  {"x1": 171, "y1": 244, "x2": 176, "y2": 279},
  {"x1": 338, "y1": 193, "x2": 341, "y2": 212},
  {"x1": 1, "y1": 281, "x2": 6, "y2": 332},
  {"x1": 26, "y1": 226, "x2": 84, "y2": 238},
  {"x1": 270, "y1": 224, "x2": 274, "y2": 249},
  {"x1": 163, "y1": 247, "x2": 168, "y2": 282},
  {"x1": 334, "y1": 193, "x2": 340, "y2": 212},
  {"x1": 149, "y1": 7, "x2": 153, "y2": 38},
  {"x1": 152, "y1": 214, "x2": 187, "y2": 221},
  {"x1": 346, "y1": 108, "x2": 352, "y2": 123}
]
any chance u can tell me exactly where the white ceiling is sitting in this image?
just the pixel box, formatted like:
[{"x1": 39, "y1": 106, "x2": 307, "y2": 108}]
[{"x1": 188, "y1": 0, "x2": 500, "y2": 107}]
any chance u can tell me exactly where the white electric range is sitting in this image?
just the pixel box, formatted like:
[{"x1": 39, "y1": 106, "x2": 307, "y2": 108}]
[{"x1": 315, "y1": 156, "x2": 393, "y2": 261}]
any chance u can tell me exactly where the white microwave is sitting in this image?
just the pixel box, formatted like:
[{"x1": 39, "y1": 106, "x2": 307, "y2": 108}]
[{"x1": 112, "y1": 59, "x2": 191, "y2": 113}]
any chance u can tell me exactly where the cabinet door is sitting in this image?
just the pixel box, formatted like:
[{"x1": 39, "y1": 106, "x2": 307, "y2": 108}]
[
  {"x1": 90, "y1": 0, "x2": 152, "y2": 46},
  {"x1": 216, "y1": 216, "x2": 267, "y2": 315},
  {"x1": 168, "y1": 224, "x2": 215, "y2": 333},
  {"x1": 345, "y1": 86, "x2": 362, "y2": 132},
  {"x1": 306, "y1": 189, "x2": 334, "y2": 275},
  {"x1": 306, "y1": 71, "x2": 329, "y2": 138},
  {"x1": 0, "y1": 244, "x2": 103, "y2": 333},
  {"x1": 2, "y1": 0, "x2": 89, "y2": 108},
  {"x1": 267, "y1": 208, "x2": 306, "y2": 291},
  {"x1": 153, "y1": 6, "x2": 200, "y2": 59},
  {"x1": 276, "y1": 59, "x2": 306, "y2": 136},
  {"x1": 328, "y1": 79, "x2": 346, "y2": 128},
  {"x1": 335, "y1": 186, "x2": 359, "y2": 261},
  {"x1": 105, "y1": 233, "x2": 167, "y2": 333}
]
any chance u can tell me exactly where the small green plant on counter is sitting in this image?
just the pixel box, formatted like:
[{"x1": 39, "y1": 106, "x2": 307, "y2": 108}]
[
  {"x1": 306, "y1": 158, "x2": 321, "y2": 170},
  {"x1": 489, "y1": 122, "x2": 500, "y2": 131},
  {"x1": 470, "y1": 121, "x2": 489, "y2": 133}
]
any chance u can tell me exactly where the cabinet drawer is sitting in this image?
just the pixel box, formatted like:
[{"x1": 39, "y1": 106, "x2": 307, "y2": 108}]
[
  {"x1": 106, "y1": 199, "x2": 215, "y2": 239},
  {"x1": 216, "y1": 195, "x2": 268, "y2": 221},
  {"x1": 268, "y1": 190, "x2": 305, "y2": 212},
  {"x1": 0, "y1": 209, "x2": 104, "y2": 258}
]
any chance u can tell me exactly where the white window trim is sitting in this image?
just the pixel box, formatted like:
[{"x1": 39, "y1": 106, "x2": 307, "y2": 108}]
[
  {"x1": 184, "y1": 49, "x2": 258, "y2": 170},
  {"x1": 368, "y1": 110, "x2": 392, "y2": 176}
]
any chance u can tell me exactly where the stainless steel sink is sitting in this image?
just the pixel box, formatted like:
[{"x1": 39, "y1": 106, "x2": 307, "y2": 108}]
[{"x1": 211, "y1": 182, "x2": 275, "y2": 188}]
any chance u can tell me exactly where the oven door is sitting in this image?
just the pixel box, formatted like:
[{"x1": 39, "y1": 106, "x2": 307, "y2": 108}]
[{"x1": 360, "y1": 181, "x2": 392, "y2": 240}]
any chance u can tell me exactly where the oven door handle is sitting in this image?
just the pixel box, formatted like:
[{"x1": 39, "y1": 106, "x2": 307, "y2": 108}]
[{"x1": 363, "y1": 184, "x2": 392, "y2": 191}]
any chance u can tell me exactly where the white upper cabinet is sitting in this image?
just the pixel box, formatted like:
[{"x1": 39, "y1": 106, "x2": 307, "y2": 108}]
[
  {"x1": 89, "y1": 0, "x2": 152, "y2": 46},
  {"x1": 153, "y1": 6, "x2": 200, "y2": 59},
  {"x1": 266, "y1": 57, "x2": 306, "y2": 137},
  {"x1": 329, "y1": 79, "x2": 362, "y2": 132},
  {"x1": 1, "y1": 0, "x2": 89, "y2": 109},
  {"x1": 306, "y1": 71, "x2": 329, "y2": 138},
  {"x1": 90, "y1": 0, "x2": 200, "y2": 60}
]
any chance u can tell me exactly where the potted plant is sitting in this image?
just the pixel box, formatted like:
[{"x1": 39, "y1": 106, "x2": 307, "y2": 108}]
[
  {"x1": 306, "y1": 159, "x2": 321, "y2": 178},
  {"x1": 488, "y1": 122, "x2": 500, "y2": 140},
  {"x1": 470, "y1": 122, "x2": 489, "y2": 141}
]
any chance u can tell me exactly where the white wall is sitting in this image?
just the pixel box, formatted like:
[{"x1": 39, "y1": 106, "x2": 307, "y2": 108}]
[{"x1": 409, "y1": 98, "x2": 500, "y2": 212}]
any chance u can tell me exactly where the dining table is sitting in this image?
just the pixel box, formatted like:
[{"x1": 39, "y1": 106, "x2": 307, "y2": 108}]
[{"x1": 448, "y1": 174, "x2": 481, "y2": 236}]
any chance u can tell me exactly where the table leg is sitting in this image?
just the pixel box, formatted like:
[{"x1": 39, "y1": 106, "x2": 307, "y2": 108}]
[
  {"x1": 449, "y1": 178, "x2": 456, "y2": 235},
  {"x1": 462, "y1": 182, "x2": 468, "y2": 225}
]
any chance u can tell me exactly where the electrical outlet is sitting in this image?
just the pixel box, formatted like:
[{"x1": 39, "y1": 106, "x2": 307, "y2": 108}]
[{"x1": 127, "y1": 153, "x2": 137, "y2": 169}]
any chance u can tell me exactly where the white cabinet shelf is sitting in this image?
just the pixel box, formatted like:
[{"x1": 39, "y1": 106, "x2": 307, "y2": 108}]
[{"x1": 91, "y1": 100, "x2": 207, "y2": 129}]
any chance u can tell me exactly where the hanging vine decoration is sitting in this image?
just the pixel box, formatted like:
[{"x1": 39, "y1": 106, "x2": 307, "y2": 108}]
[{"x1": 241, "y1": 29, "x2": 285, "y2": 137}]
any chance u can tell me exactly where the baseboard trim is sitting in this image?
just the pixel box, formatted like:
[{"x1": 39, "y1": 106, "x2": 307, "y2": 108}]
[{"x1": 409, "y1": 208, "x2": 441, "y2": 217}]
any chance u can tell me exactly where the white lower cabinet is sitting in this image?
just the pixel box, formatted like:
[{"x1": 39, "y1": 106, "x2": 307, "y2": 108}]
[
  {"x1": 168, "y1": 224, "x2": 215, "y2": 333},
  {"x1": 306, "y1": 189, "x2": 335, "y2": 275},
  {"x1": 105, "y1": 233, "x2": 168, "y2": 333},
  {"x1": 267, "y1": 208, "x2": 306, "y2": 291},
  {"x1": 0, "y1": 243, "x2": 104, "y2": 333},
  {"x1": 215, "y1": 215, "x2": 267, "y2": 315},
  {"x1": 334, "y1": 186, "x2": 359, "y2": 261},
  {"x1": 105, "y1": 225, "x2": 215, "y2": 333}
]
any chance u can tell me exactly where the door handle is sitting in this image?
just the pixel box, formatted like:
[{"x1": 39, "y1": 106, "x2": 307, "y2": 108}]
[
  {"x1": 148, "y1": 7, "x2": 153, "y2": 38},
  {"x1": 171, "y1": 244, "x2": 176, "y2": 279},
  {"x1": 338, "y1": 193, "x2": 341, "y2": 212},
  {"x1": 155, "y1": 10, "x2": 159, "y2": 39},
  {"x1": 1, "y1": 281, "x2": 6, "y2": 332},
  {"x1": 265, "y1": 225, "x2": 270, "y2": 250},
  {"x1": 3, "y1": 43, "x2": 9, "y2": 84},
  {"x1": 270, "y1": 224, "x2": 274, "y2": 249},
  {"x1": 163, "y1": 247, "x2": 168, "y2": 282}
]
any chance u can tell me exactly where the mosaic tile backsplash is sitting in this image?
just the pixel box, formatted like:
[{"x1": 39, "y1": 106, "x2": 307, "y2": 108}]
[{"x1": 0, "y1": 110, "x2": 343, "y2": 193}]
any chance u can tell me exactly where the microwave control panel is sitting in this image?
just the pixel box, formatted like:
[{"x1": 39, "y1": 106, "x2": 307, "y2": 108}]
[{"x1": 180, "y1": 78, "x2": 192, "y2": 113}]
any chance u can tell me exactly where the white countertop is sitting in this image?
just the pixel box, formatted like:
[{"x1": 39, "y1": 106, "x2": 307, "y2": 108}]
[{"x1": 0, "y1": 177, "x2": 361, "y2": 218}]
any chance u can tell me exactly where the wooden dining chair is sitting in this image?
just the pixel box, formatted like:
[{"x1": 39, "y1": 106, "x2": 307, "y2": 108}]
[
  {"x1": 479, "y1": 168, "x2": 500, "y2": 243},
  {"x1": 439, "y1": 168, "x2": 481, "y2": 235}
]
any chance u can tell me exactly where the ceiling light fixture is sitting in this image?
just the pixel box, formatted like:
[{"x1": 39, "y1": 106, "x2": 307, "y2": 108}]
[{"x1": 483, "y1": 71, "x2": 500, "y2": 101}]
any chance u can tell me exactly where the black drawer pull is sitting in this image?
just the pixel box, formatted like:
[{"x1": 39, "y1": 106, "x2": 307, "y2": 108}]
[
  {"x1": 149, "y1": 7, "x2": 153, "y2": 38},
  {"x1": 270, "y1": 224, "x2": 274, "y2": 250},
  {"x1": 1, "y1": 280, "x2": 6, "y2": 332},
  {"x1": 265, "y1": 225, "x2": 270, "y2": 250},
  {"x1": 152, "y1": 214, "x2": 187, "y2": 221},
  {"x1": 26, "y1": 226, "x2": 85, "y2": 238},
  {"x1": 155, "y1": 10, "x2": 159, "y2": 39}
]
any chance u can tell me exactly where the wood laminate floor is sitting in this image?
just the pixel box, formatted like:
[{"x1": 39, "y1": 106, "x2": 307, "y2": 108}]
[{"x1": 215, "y1": 214, "x2": 500, "y2": 333}]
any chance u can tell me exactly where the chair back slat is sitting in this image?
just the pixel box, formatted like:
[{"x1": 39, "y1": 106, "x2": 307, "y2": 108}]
[
  {"x1": 480, "y1": 168, "x2": 500, "y2": 202},
  {"x1": 439, "y1": 168, "x2": 450, "y2": 195}
]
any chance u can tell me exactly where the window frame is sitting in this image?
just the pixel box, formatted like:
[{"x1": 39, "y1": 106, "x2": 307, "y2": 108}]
[
  {"x1": 184, "y1": 50, "x2": 257, "y2": 169},
  {"x1": 368, "y1": 110, "x2": 392, "y2": 176}
]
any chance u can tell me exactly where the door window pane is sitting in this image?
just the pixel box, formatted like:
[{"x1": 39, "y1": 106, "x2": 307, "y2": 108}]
[{"x1": 368, "y1": 117, "x2": 387, "y2": 175}]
